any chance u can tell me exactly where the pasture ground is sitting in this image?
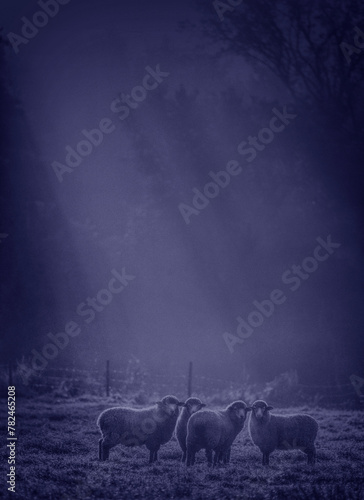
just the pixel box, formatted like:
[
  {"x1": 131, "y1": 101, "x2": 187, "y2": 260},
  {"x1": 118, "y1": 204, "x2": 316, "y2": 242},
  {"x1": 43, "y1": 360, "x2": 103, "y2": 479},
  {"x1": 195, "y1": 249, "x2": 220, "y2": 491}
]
[{"x1": 1, "y1": 396, "x2": 364, "y2": 499}]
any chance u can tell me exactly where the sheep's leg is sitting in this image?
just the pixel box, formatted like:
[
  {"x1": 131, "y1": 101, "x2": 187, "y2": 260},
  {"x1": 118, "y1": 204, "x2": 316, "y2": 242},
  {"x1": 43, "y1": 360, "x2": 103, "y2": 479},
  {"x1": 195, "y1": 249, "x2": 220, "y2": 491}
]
[
  {"x1": 213, "y1": 450, "x2": 220, "y2": 467},
  {"x1": 99, "y1": 438, "x2": 111, "y2": 460},
  {"x1": 148, "y1": 446, "x2": 159, "y2": 464},
  {"x1": 262, "y1": 452, "x2": 270, "y2": 466},
  {"x1": 98, "y1": 438, "x2": 108, "y2": 461},
  {"x1": 224, "y1": 448, "x2": 231, "y2": 464},
  {"x1": 186, "y1": 449, "x2": 196, "y2": 466},
  {"x1": 215, "y1": 450, "x2": 227, "y2": 465},
  {"x1": 100, "y1": 442, "x2": 110, "y2": 461},
  {"x1": 100, "y1": 434, "x2": 117, "y2": 461},
  {"x1": 181, "y1": 451, "x2": 186, "y2": 462},
  {"x1": 306, "y1": 445, "x2": 316, "y2": 465},
  {"x1": 206, "y1": 449, "x2": 213, "y2": 466}
]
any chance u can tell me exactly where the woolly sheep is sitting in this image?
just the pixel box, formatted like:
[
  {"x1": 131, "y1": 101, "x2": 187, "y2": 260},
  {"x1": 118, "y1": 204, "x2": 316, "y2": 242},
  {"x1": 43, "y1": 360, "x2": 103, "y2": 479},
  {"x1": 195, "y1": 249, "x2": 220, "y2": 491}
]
[
  {"x1": 186, "y1": 400, "x2": 251, "y2": 466},
  {"x1": 97, "y1": 395, "x2": 184, "y2": 463},
  {"x1": 176, "y1": 397, "x2": 206, "y2": 462},
  {"x1": 249, "y1": 400, "x2": 319, "y2": 465}
]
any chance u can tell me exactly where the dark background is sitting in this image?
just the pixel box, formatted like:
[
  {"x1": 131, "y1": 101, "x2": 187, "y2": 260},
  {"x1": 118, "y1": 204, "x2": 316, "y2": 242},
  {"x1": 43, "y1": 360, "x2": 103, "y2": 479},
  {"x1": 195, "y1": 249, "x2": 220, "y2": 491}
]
[{"x1": 1, "y1": 0, "x2": 363, "y2": 387}]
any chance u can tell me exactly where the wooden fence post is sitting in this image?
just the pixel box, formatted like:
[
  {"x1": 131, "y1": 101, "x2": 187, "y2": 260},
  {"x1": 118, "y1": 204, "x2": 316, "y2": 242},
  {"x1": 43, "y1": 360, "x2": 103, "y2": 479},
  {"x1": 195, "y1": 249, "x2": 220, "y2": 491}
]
[
  {"x1": 187, "y1": 361, "x2": 193, "y2": 397},
  {"x1": 106, "y1": 360, "x2": 110, "y2": 397}
]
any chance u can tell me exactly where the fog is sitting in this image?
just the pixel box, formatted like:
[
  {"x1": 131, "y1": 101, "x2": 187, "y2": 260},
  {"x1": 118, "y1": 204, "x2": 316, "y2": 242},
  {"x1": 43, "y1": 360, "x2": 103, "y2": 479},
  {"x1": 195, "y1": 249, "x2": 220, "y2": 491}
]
[{"x1": 1, "y1": 0, "x2": 363, "y2": 387}]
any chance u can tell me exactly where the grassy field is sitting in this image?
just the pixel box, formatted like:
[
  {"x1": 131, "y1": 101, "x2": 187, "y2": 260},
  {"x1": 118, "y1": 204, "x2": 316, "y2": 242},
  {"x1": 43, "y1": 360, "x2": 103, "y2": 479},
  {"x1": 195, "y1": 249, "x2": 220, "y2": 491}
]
[{"x1": 2, "y1": 396, "x2": 364, "y2": 499}]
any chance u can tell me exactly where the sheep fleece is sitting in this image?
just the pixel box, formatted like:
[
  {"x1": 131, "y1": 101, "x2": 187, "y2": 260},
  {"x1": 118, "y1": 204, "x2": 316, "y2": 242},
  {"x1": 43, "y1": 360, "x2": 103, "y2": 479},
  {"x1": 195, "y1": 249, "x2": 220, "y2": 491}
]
[
  {"x1": 187, "y1": 410, "x2": 241, "y2": 452},
  {"x1": 249, "y1": 414, "x2": 318, "y2": 452},
  {"x1": 98, "y1": 406, "x2": 177, "y2": 447}
]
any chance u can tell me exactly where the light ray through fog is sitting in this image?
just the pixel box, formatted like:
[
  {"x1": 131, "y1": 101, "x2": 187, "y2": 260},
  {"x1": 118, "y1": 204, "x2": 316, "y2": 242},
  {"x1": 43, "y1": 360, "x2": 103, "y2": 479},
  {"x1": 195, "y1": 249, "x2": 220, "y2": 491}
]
[{"x1": 1, "y1": 0, "x2": 363, "y2": 387}]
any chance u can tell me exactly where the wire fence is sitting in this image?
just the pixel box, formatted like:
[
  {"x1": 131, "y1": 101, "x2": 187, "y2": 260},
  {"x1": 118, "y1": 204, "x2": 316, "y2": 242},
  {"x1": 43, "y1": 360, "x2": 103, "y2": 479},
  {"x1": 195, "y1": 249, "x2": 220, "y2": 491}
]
[{"x1": 1, "y1": 361, "x2": 363, "y2": 408}]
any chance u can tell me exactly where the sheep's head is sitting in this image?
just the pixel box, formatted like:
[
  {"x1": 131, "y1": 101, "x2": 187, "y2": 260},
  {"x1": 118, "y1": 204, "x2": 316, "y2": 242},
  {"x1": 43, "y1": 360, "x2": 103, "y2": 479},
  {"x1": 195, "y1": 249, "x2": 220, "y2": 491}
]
[
  {"x1": 251, "y1": 400, "x2": 273, "y2": 421},
  {"x1": 226, "y1": 401, "x2": 251, "y2": 423},
  {"x1": 157, "y1": 395, "x2": 184, "y2": 416},
  {"x1": 182, "y1": 397, "x2": 206, "y2": 415}
]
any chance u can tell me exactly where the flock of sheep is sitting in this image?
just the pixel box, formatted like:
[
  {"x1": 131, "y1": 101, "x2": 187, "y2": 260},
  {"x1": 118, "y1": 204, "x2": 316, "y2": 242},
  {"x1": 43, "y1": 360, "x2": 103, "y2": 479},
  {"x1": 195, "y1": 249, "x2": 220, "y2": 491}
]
[{"x1": 97, "y1": 395, "x2": 318, "y2": 466}]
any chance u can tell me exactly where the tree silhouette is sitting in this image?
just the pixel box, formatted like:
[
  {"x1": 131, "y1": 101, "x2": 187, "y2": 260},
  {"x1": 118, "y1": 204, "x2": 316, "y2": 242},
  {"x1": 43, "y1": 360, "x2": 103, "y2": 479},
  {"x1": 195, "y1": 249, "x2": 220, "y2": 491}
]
[
  {"x1": 204, "y1": 0, "x2": 364, "y2": 135},
  {"x1": 199, "y1": 0, "x2": 364, "y2": 205}
]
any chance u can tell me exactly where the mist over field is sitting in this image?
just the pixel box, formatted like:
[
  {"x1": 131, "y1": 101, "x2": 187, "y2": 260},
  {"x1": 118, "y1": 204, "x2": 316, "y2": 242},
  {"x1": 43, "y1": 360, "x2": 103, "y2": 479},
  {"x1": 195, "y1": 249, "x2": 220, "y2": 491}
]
[{"x1": 0, "y1": 0, "x2": 364, "y2": 499}]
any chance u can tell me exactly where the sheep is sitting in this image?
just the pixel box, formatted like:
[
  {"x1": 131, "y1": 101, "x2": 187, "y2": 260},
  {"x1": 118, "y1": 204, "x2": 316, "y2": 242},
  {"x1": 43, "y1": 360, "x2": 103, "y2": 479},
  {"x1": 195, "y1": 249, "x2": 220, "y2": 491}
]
[
  {"x1": 176, "y1": 397, "x2": 206, "y2": 462},
  {"x1": 186, "y1": 400, "x2": 251, "y2": 466},
  {"x1": 97, "y1": 395, "x2": 184, "y2": 463},
  {"x1": 248, "y1": 400, "x2": 318, "y2": 466}
]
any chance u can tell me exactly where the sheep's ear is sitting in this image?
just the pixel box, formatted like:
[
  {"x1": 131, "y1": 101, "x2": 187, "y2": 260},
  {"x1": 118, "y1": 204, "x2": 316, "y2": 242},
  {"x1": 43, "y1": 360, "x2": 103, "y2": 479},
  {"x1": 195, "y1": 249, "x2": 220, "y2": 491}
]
[
  {"x1": 179, "y1": 402, "x2": 187, "y2": 407},
  {"x1": 200, "y1": 403, "x2": 206, "y2": 407},
  {"x1": 267, "y1": 406, "x2": 273, "y2": 411},
  {"x1": 156, "y1": 401, "x2": 164, "y2": 408}
]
